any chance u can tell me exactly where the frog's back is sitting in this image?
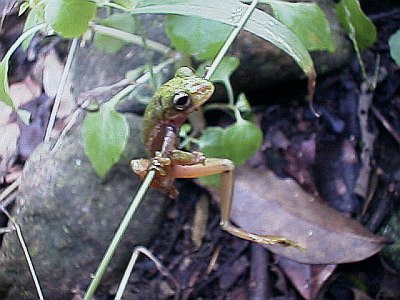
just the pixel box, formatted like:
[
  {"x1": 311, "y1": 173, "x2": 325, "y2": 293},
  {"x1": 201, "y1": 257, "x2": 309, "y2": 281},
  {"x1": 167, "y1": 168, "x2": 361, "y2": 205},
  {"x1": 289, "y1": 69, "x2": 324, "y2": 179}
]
[{"x1": 142, "y1": 97, "x2": 166, "y2": 155}]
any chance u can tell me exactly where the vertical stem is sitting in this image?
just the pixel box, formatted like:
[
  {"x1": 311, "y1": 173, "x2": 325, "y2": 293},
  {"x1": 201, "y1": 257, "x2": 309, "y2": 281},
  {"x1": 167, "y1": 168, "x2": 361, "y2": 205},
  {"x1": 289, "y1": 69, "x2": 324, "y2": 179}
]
[
  {"x1": 83, "y1": 170, "x2": 156, "y2": 300},
  {"x1": 204, "y1": 0, "x2": 260, "y2": 80},
  {"x1": 44, "y1": 38, "x2": 78, "y2": 142}
]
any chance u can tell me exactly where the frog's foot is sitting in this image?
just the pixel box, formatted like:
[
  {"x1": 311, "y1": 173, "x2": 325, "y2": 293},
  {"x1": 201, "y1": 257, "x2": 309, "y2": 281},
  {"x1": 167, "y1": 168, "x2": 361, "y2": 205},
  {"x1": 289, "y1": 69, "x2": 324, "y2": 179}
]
[
  {"x1": 150, "y1": 151, "x2": 171, "y2": 176},
  {"x1": 131, "y1": 158, "x2": 152, "y2": 179},
  {"x1": 170, "y1": 150, "x2": 206, "y2": 165},
  {"x1": 221, "y1": 221, "x2": 303, "y2": 250},
  {"x1": 192, "y1": 151, "x2": 206, "y2": 164}
]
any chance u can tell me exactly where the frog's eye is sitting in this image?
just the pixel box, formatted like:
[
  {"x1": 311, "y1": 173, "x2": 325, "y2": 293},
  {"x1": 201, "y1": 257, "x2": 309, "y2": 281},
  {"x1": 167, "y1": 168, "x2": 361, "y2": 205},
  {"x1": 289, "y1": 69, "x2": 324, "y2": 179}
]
[{"x1": 173, "y1": 91, "x2": 192, "y2": 111}]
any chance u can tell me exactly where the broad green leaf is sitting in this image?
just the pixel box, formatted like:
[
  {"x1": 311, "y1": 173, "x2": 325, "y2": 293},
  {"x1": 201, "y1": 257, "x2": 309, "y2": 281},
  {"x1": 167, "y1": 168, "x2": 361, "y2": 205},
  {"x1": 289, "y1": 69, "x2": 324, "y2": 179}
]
[
  {"x1": 197, "y1": 127, "x2": 228, "y2": 186},
  {"x1": 113, "y1": 0, "x2": 138, "y2": 9},
  {"x1": 224, "y1": 120, "x2": 263, "y2": 165},
  {"x1": 197, "y1": 121, "x2": 263, "y2": 186},
  {"x1": 0, "y1": 61, "x2": 14, "y2": 108},
  {"x1": 335, "y1": 0, "x2": 376, "y2": 50},
  {"x1": 132, "y1": 0, "x2": 315, "y2": 79},
  {"x1": 82, "y1": 104, "x2": 129, "y2": 177},
  {"x1": 208, "y1": 56, "x2": 240, "y2": 83},
  {"x1": 0, "y1": 23, "x2": 45, "y2": 111},
  {"x1": 45, "y1": 0, "x2": 97, "y2": 38},
  {"x1": 389, "y1": 29, "x2": 400, "y2": 66},
  {"x1": 198, "y1": 126, "x2": 229, "y2": 158},
  {"x1": 94, "y1": 13, "x2": 136, "y2": 54},
  {"x1": 165, "y1": 15, "x2": 231, "y2": 60},
  {"x1": 198, "y1": 121, "x2": 262, "y2": 166},
  {"x1": 260, "y1": 0, "x2": 335, "y2": 52}
]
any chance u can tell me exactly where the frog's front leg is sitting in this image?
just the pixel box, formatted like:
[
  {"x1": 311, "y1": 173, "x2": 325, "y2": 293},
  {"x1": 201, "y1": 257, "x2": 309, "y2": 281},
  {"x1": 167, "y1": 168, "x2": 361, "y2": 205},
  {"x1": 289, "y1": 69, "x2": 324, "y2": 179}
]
[{"x1": 170, "y1": 158, "x2": 301, "y2": 248}]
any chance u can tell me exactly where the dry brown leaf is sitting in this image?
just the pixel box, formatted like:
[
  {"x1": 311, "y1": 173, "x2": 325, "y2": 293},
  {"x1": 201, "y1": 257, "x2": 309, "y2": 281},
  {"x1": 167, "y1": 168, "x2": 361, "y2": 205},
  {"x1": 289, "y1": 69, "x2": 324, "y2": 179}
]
[
  {"x1": 276, "y1": 256, "x2": 336, "y2": 300},
  {"x1": 231, "y1": 165, "x2": 387, "y2": 264},
  {"x1": 0, "y1": 122, "x2": 20, "y2": 181},
  {"x1": 42, "y1": 49, "x2": 63, "y2": 98},
  {"x1": 0, "y1": 103, "x2": 13, "y2": 126},
  {"x1": 191, "y1": 195, "x2": 209, "y2": 249},
  {"x1": 42, "y1": 49, "x2": 74, "y2": 119},
  {"x1": 9, "y1": 75, "x2": 41, "y2": 107}
]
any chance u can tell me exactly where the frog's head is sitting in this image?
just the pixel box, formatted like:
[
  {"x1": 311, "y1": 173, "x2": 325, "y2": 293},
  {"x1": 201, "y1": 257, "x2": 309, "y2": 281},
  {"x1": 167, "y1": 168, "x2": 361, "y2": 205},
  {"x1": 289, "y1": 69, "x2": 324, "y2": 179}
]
[{"x1": 158, "y1": 67, "x2": 215, "y2": 120}]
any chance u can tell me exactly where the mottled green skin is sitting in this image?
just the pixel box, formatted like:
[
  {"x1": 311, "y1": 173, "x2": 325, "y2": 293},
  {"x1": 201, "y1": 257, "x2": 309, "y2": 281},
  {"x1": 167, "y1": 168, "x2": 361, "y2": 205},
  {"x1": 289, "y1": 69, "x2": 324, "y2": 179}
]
[{"x1": 142, "y1": 67, "x2": 214, "y2": 155}]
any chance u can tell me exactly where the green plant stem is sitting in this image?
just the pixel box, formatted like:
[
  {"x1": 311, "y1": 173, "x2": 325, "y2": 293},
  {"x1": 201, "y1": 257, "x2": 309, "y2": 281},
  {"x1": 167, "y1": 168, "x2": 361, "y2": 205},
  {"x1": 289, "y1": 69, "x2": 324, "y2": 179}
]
[
  {"x1": 204, "y1": 0, "x2": 260, "y2": 80},
  {"x1": 2, "y1": 23, "x2": 46, "y2": 62},
  {"x1": 135, "y1": 17, "x2": 157, "y2": 89},
  {"x1": 224, "y1": 79, "x2": 235, "y2": 106},
  {"x1": 91, "y1": 23, "x2": 171, "y2": 55},
  {"x1": 84, "y1": 1, "x2": 260, "y2": 298},
  {"x1": 0, "y1": 206, "x2": 44, "y2": 300},
  {"x1": 83, "y1": 170, "x2": 156, "y2": 300},
  {"x1": 107, "y1": 57, "x2": 177, "y2": 108}
]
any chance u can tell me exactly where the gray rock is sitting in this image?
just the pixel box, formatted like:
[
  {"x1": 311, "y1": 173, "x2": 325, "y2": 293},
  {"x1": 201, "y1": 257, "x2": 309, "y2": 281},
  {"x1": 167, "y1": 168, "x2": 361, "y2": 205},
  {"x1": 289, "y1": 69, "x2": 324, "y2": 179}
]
[{"x1": 0, "y1": 114, "x2": 168, "y2": 299}]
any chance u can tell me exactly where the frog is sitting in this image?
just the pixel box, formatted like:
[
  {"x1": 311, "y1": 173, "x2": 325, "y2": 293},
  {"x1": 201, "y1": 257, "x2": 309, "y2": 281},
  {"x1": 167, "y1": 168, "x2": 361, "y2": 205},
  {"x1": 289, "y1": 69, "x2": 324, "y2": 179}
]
[{"x1": 131, "y1": 67, "x2": 300, "y2": 248}]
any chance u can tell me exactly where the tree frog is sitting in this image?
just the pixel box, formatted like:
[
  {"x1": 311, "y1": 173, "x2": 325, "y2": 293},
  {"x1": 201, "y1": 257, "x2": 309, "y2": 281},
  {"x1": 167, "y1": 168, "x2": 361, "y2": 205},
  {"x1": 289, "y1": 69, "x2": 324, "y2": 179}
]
[{"x1": 131, "y1": 67, "x2": 299, "y2": 248}]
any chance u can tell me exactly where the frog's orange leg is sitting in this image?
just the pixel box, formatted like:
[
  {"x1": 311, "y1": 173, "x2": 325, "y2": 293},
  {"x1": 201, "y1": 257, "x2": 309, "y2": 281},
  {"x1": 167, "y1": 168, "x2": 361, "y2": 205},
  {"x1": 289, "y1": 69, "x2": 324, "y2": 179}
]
[{"x1": 170, "y1": 158, "x2": 301, "y2": 248}]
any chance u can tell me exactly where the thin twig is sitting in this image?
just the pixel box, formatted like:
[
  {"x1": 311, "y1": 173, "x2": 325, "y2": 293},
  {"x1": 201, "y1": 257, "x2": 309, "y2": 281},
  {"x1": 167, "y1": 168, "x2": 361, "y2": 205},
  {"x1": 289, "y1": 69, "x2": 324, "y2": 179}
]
[
  {"x1": 114, "y1": 246, "x2": 181, "y2": 300},
  {"x1": 354, "y1": 57, "x2": 382, "y2": 200},
  {"x1": 204, "y1": 0, "x2": 260, "y2": 80},
  {"x1": 249, "y1": 243, "x2": 268, "y2": 300},
  {"x1": 91, "y1": 23, "x2": 171, "y2": 55},
  {"x1": 0, "y1": 206, "x2": 44, "y2": 300},
  {"x1": 44, "y1": 38, "x2": 78, "y2": 142},
  {"x1": 83, "y1": 170, "x2": 156, "y2": 300},
  {"x1": 371, "y1": 106, "x2": 400, "y2": 146},
  {"x1": 0, "y1": 176, "x2": 21, "y2": 205}
]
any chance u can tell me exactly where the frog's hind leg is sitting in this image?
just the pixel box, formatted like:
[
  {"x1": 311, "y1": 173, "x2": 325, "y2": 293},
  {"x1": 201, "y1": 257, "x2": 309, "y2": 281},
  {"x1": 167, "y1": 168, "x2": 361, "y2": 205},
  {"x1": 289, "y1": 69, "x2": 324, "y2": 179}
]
[{"x1": 170, "y1": 158, "x2": 301, "y2": 248}]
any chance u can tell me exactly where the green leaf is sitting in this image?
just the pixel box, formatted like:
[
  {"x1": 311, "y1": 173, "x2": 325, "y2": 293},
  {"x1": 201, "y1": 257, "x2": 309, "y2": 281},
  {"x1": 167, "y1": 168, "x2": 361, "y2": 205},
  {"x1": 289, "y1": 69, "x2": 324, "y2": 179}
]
[
  {"x1": 208, "y1": 56, "x2": 240, "y2": 83},
  {"x1": 335, "y1": 0, "x2": 376, "y2": 50},
  {"x1": 224, "y1": 120, "x2": 263, "y2": 165},
  {"x1": 198, "y1": 121, "x2": 262, "y2": 166},
  {"x1": 0, "y1": 23, "x2": 45, "y2": 110},
  {"x1": 82, "y1": 104, "x2": 129, "y2": 178},
  {"x1": 165, "y1": 15, "x2": 231, "y2": 60},
  {"x1": 94, "y1": 13, "x2": 136, "y2": 54},
  {"x1": 22, "y1": 9, "x2": 43, "y2": 50},
  {"x1": 197, "y1": 121, "x2": 263, "y2": 186},
  {"x1": 197, "y1": 127, "x2": 227, "y2": 187},
  {"x1": 113, "y1": 0, "x2": 138, "y2": 9},
  {"x1": 45, "y1": 0, "x2": 97, "y2": 38},
  {"x1": 132, "y1": 0, "x2": 315, "y2": 78},
  {"x1": 0, "y1": 61, "x2": 14, "y2": 108},
  {"x1": 198, "y1": 127, "x2": 229, "y2": 158},
  {"x1": 235, "y1": 93, "x2": 251, "y2": 113},
  {"x1": 389, "y1": 29, "x2": 400, "y2": 66},
  {"x1": 262, "y1": 0, "x2": 335, "y2": 52}
]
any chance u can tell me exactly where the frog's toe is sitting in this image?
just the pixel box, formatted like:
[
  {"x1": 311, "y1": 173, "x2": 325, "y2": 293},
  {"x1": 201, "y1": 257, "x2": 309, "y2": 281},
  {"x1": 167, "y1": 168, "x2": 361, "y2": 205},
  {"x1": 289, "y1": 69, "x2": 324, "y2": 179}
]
[{"x1": 192, "y1": 151, "x2": 206, "y2": 164}]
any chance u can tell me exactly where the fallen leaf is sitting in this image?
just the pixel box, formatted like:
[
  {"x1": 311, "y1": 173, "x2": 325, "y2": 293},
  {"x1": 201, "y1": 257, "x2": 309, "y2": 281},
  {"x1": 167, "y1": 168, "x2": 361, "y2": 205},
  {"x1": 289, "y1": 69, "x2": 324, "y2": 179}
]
[
  {"x1": 18, "y1": 94, "x2": 52, "y2": 159},
  {"x1": 276, "y1": 255, "x2": 336, "y2": 300},
  {"x1": 231, "y1": 165, "x2": 387, "y2": 264},
  {"x1": 42, "y1": 49, "x2": 74, "y2": 118},
  {"x1": 9, "y1": 75, "x2": 41, "y2": 107},
  {"x1": 0, "y1": 102, "x2": 13, "y2": 126},
  {"x1": 0, "y1": 122, "x2": 20, "y2": 182}
]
